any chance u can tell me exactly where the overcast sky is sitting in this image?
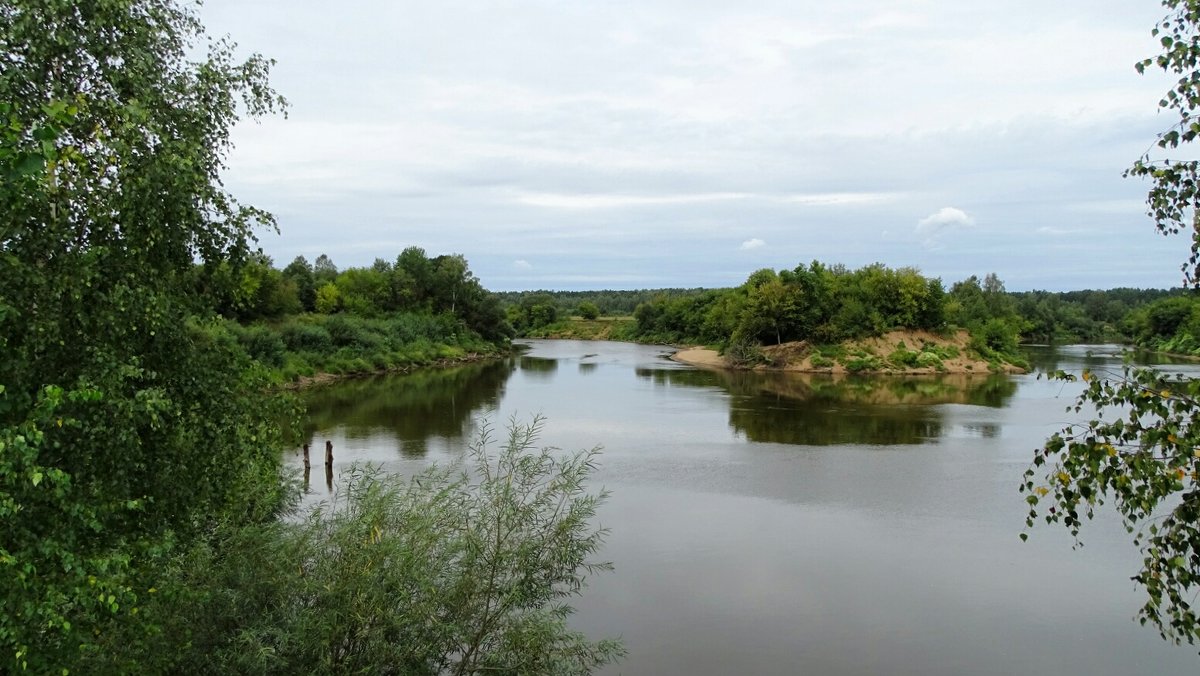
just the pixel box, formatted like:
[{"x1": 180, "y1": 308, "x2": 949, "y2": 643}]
[{"x1": 197, "y1": 0, "x2": 1190, "y2": 291}]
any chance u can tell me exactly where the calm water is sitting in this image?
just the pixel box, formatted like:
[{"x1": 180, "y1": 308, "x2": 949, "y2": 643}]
[{"x1": 292, "y1": 340, "x2": 1200, "y2": 675}]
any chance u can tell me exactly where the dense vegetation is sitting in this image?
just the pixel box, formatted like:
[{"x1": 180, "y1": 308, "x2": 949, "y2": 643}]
[
  {"x1": 500, "y1": 273, "x2": 1198, "y2": 364},
  {"x1": 208, "y1": 249, "x2": 514, "y2": 381},
  {"x1": 0, "y1": 2, "x2": 616, "y2": 673}
]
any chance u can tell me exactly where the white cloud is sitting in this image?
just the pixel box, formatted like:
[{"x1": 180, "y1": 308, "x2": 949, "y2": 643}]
[
  {"x1": 197, "y1": 0, "x2": 1183, "y2": 291},
  {"x1": 513, "y1": 191, "x2": 750, "y2": 210},
  {"x1": 740, "y1": 238, "x2": 766, "y2": 251},
  {"x1": 513, "y1": 259, "x2": 534, "y2": 270},
  {"x1": 782, "y1": 192, "x2": 903, "y2": 206},
  {"x1": 916, "y1": 207, "x2": 975, "y2": 235}
]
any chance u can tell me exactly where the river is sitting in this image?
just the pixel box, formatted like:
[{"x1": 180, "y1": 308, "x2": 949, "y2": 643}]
[{"x1": 293, "y1": 339, "x2": 1199, "y2": 675}]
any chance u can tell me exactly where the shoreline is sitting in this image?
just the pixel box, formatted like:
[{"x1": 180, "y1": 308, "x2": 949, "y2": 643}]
[
  {"x1": 670, "y1": 340, "x2": 1026, "y2": 376},
  {"x1": 280, "y1": 350, "x2": 510, "y2": 391}
]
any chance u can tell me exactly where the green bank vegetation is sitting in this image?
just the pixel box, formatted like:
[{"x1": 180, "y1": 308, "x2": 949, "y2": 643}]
[
  {"x1": 503, "y1": 279, "x2": 1200, "y2": 368},
  {"x1": 621, "y1": 263, "x2": 1028, "y2": 371},
  {"x1": 209, "y1": 249, "x2": 514, "y2": 382}
]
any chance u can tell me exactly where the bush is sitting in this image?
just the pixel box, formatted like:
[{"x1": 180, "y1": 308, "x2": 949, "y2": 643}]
[
  {"x1": 888, "y1": 347, "x2": 920, "y2": 368},
  {"x1": 916, "y1": 351, "x2": 945, "y2": 370},
  {"x1": 235, "y1": 324, "x2": 286, "y2": 367},
  {"x1": 280, "y1": 321, "x2": 333, "y2": 353},
  {"x1": 325, "y1": 315, "x2": 384, "y2": 351},
  {"x1": 845, "y1": 355, "x2": 883, "y2": 372},
  {"x1": 99, "y1": 419, "x2": 624, "y2": 674},
  {"x1": 725, "y1": 337, "x2": 769, "y2": 367},
  {"x1": 577, "y1": 302, "x2": 600, "y2": 320}
]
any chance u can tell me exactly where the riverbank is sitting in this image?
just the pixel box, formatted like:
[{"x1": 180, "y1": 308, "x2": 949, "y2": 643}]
[
  {"x1": 280, "y1": 349, "x2": 511, "y2": 390},
  {"x1": 672, "y1": 330, "x2": 1027, "y2": 375}
]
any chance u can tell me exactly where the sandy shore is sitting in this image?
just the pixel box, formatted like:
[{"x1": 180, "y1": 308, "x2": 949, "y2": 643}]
[
  {"x1": 670, "y1": 331, "x2": 1026, "y2": 375},
  {"x1": 670, "y1": 347, "x2": 725, "y2": 368}
]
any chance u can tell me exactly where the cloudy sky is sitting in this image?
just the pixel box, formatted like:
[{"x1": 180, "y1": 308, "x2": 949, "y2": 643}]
[{"x1": 198, "y1": 0, "x2": 1190, "y2": 291}]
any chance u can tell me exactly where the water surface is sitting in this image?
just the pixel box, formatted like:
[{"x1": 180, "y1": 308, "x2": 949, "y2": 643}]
[{"x1": 292, "y1": 340, "x2": 1199, "y2": 675}]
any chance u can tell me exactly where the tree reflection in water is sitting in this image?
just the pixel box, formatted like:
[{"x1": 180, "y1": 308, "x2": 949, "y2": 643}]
[
  {"x1": 300, "y1": 360, "x2": 515, "y2": 457},
  {"x1": 635, "y1": 367, "x2": 1017, "y2": 446}
]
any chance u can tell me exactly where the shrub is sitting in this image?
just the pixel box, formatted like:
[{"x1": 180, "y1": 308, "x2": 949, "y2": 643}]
[
  {"x1": 577, "y1": 302, "x2": 601, "y2": 320},
  {"x1": 916, "y1": 351, "x2": 945, "y2": 370},
  {"x1": 888, "y1": 347, "x2": 920, "y2": 368},
  {"x1": 236, "y1": 324, "x2": 286, "y2": 367},
  {"x1": 845, "y1": 355, "x2": 883, "y2": 372},
  {"x1": 104, "y1": 419, "x2": 624, "y2": 674},
  {"x1": 280, "y1": 321, "x2": 333, "y2": 353}
]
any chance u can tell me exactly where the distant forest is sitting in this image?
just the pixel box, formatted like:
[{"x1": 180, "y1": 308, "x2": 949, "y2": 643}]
[
  {"x1": 217, "y1": 251, "x2": 1200, "y2": 379},
  {"x1": 498, "y1": 266, "x2": 1193, "y2": 356}
]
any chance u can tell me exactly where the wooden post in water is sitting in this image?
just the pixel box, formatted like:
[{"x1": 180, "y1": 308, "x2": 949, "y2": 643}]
[
  {"x1": 302, "y1": 443, "x2": 310, "y2": 470},
  {"x1": 325, "y1": 440, "x2": 333, "y2": 467}
]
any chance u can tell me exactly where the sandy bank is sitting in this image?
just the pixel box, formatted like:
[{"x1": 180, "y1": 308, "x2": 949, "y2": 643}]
[
  {"x1": 670, "y1": 347, "x2": 726, "y2": 368},
  {"x1": 671, "y1": 330, "x2": 1026, "y2": 375}
]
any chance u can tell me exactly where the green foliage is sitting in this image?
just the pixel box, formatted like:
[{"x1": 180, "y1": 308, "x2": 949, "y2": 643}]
[
  {"x1": 1123, "y1": 294, "x2": 1200, "y2": 356},
  {"x1": 1129, "y1": 0, "x2": 1200, "y2": 285},
  {"x1": 1024, "y1": 367, "x2": 1200, "y2": 646},
  {"x1": 915, "y1": 351, "x2": 946, "y2": 370},
  {"x1": 315, "y1": 281, "x2": 341, "y2": 314},
  {"x1": 255, "y1": 313, "x2": 503, "y2": 381},
  {"x1": 628, "y1": 261, "x2": 951, "y2": 348},
  {"x1": 577, "y1": 301, "x2": 601, "y2": 320},
  {"x1": 888, "y1": 346, "x2": 921, "y2": 368},
  {"x1": 0, "y1": 1, "x2": 291, "y2": 670},
  {"x1": 88, "y1": 419, "x2": 624, "y2": 674},
  {"x1": 233, "y1": 323, "x2": 287, "y2": 367},
  {"x1": 280, "y1": 321, "x2": 334, "y2": 353},
  {"x1": 809, "y1": 354, "x2": 834, "y2": 368},
  {"x1": 496, "y1": 288, "x2": 708, "y2": 318},
  {"x1": 509, "y1": 294, "x2": 561, "y2": 334},
  {"x1": 1023, "y1": 2, "x2": 1200, "y2": 650},
  {"x1": 724, "y1": 337, "x2": 769, "y2": 367},
  {"x1": 844, "y1": 355, "x2": 884, "y2": 373}
]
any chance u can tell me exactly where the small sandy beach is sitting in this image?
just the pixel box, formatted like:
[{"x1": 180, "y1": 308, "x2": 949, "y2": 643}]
[{"x1": 670, "y1": 347, "x2": 726, "y2": 368}]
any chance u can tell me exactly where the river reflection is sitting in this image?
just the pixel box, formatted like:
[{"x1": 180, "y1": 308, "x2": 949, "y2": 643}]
[
  {"x1": 294, "y1": 339, "x2": 1199, "y2": 675},
  {"x1": 636, "y1": 367, "x2": 1016, "y2": 445},
  {"x1": 301, "y1": 359, "x2": 514, "y2": 456}
]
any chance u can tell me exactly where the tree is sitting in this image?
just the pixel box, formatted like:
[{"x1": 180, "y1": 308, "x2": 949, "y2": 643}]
[
  {"x1": 577, "y1": 301, "x2": 601, "y2": 320},
  {"x1": 315, "y1": 281, "x2": 342, "y2": 314},
  {"x1": 0, "y1": 0, "x2": 289, "y2": 670},
  {"x1": 1023, "y1": 0, "x2": 1200, "y2": 649},
  {"x1": 282, "y1": 255, "x2": 317, "y2": 311},
  {"x1": 314, "y1": 253, "x2": 339, "y2": 285}
]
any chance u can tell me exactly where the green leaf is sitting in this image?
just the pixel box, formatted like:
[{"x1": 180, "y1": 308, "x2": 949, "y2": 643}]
[{"x1": 15, "y1": 153, "x2": 45, "y2": 177}]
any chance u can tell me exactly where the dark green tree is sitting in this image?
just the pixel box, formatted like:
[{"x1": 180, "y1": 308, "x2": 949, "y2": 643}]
[
  {"x1": 0, "y1": 0, "x2": 288, "y2": 670},
  {"x1": 282, "y1": 255, "x2": 317, "y2": 312},
  {"x1": 313, "y1": 253, "x2": 338, "y2": 285},
  {"x1": 577, "y1": 301, "x2": 601, "y2": 320}
]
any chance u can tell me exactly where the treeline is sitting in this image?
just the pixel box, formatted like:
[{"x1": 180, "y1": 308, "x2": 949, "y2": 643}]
[
  {"x1": 499, "y1": 270, "x2": 1188, "y2": 356},
  {"x1": 198, "y1": 247, "x2": 511, "y2": 340},
  {"x1": 192, "y1": 248, "x2": 514, "y2": 380},
  {"x1": 632, "y1": 263, "x2": 949, "y2": 347},
  {"x1": 1012, "y1": 288, "x2": 1178, "y2": 343},
  {"x1": 494, "y1": 288, "x2": 706, "y2": 318},
  {"x1": 1123, "y1": 293, "x2": 1200, "y2": 355}
]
